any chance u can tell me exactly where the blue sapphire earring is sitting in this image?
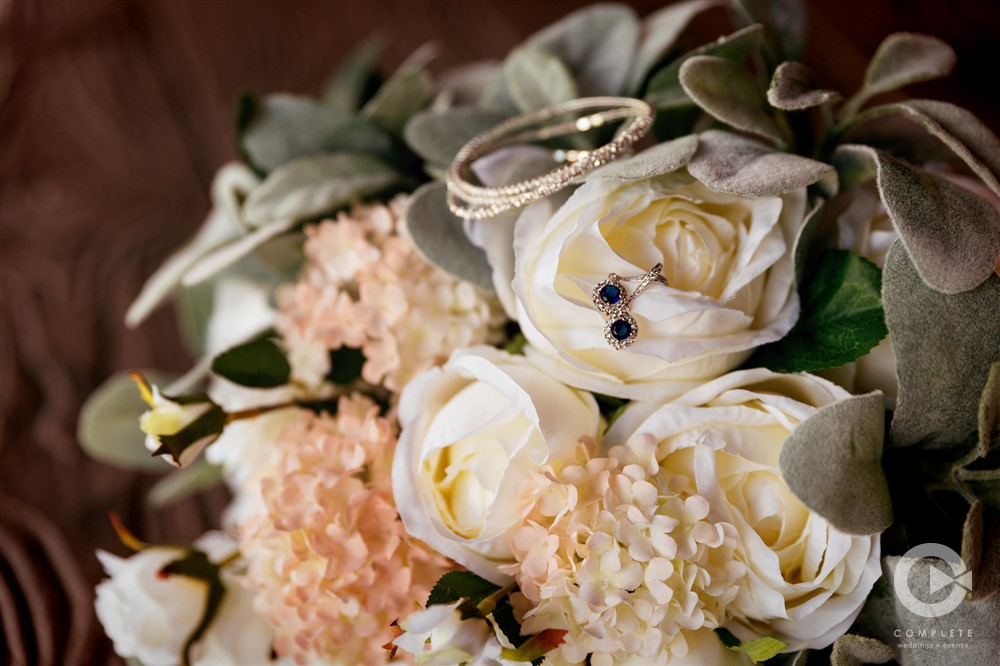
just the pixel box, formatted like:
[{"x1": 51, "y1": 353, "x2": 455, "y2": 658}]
[{"x1": 592, "y1": 263, "x2": 667, "y2": 349}]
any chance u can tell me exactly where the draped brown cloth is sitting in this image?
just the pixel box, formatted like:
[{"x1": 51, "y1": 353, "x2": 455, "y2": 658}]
[{"x1": 1, "y1": 1, "x2": 996, "y2": 664}]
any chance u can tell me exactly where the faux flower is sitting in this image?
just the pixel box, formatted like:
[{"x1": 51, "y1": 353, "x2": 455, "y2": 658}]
[
  {"x1": 502, "y1": 436, "x2": 745, "y2": 665},
  {"x1": 236, "y1": 395, "x2": 452, "y2": 665},
  {"x1": 132, "y1": 373, "x2": 223, "y2": 468},
  {"x1": 509, "y1": 170, "x2": 805, "y2": 400},
  {"x1": 393, "y1": 601, "x2": 497, "y2": 665},
  {"x1": 95, "y1": 532, "x2": 275, "y2": 666},
  {"x1": 604, "y1": 369, "x2": 883, "y2": 651},
  {"x1": 393, "y1": 346, "x2": 601, "y2": 582},
  {"x1": 276, "y1": 196, "x2": 505, "y2": 393}
]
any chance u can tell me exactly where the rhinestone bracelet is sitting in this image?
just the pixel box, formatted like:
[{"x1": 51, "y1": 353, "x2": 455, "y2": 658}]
[{"x1": 446, "y1": 97, "x2": 654, "y2": 220}]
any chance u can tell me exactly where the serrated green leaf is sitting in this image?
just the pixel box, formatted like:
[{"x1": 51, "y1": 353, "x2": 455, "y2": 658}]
[
  {"x1": 679, "y1": 55, "x2": 786, "y2": 145},
  {"x1": 211, "y1": 338, "x2": 290, "y2": 388},
  {"x1": 237, "y1": 94, "x2": 394, "y2": 173},
  {"x1": 405, "y1": 182, "x2": 494, "y2": 291},
  {"x1": 779, "y1": 391, "x2": 892, "y2": 534},
  {"x1": 714, "y1": 628, "x2": 788, "y2": 663},
  {"x1": 326, "y1": 346, "x2": 365, "y2": 385},
  {"x1": 883, "y1": 241, "x2": 1000, "y2": 449},
  {"x1": 502, "y1": 46, "x2": 577, "y2": 113},
  {"x1": 524, "y1": 3, "x2": 639, "y2": 97},
  {"x1": 840, "y1": 32, "x2": 956, "y2": 122},
  {"x1": 404, "y1": 108, "x2": 509, "y2": 167},
  {"x1": 322, "y1": 36, "x2": 383, "y2": 112},
  {"x1": 754, "y1": 250, "x2": 887, "y2": 373},
  {"x1": 645, "y1": 24, "x2": 765, "y2": 109},
  {"x1": 78, "y1": 371, "x2": 176, "y2": 471},
  {"x1": 161, "y1": 549, "x2": 226, "y2": 666},
  {"x1": 243, "y1": 153, "x2": 401, "y2": 226},
  {"x1": 148, "y1": 459, "x2": 224, "y2": 508},
  {"x1": 767, "y1": 61, "x2": 840, "y2": 111},
  {"x1": 427, "y1": 570, "x2": 500, "y2": 607}
]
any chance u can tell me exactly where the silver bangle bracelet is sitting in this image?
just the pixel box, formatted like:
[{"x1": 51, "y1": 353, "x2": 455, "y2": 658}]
[{"x1": 446, "y1": 97, "x2": 654, "y2": 220}]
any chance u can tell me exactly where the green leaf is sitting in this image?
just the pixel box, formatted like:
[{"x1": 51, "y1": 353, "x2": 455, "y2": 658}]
[
  {"x1": 687, "y1": 130, "x2": 833, "y2": 197},
  {"x1": 767, "y1": 61, "x2": 840, "y2": 111},
  {"x1": 586, "y1": 134, "x2": 698, "y2": 181},
  {"x1": 362, "y1": 62, "x2": 433, "y2": 134},
  {"x1": 151, "y1": 403, "x2": 226, "y2": 467},
  {"x1": 160, "y1": 549, "x2": 226, "y2": 666},
  {"x1": 830, "y1": 634, "x2": 894, "y2": 666},
  {"x1": 211, "y1": 337, "x2": 291, "y2": 388},
  {"x1": 326, "y1": 346, "x2": 365, "y2": 385},
  {"x1": 243, "y1": 153, "x2": 401, "y2": 226},
  {"x1": 427, "y1": 570, "x2": 500, "y2": 607},
  {"x1": 883, "y1": 241, "x2": 1000, "y2": 449},
  {"x1": 731, "y1": 0, "x2": 807, "y2": 63},
  {"x1": 176, "y1": 279, "x2": 215, "y2": 357},
  {"x1": 645, "y1": 24, "x2": 765, "y2": 109},
  {"x1": 405, "y1": 182, "x2": 495, "y2": 292},
  {"x1": 714, "y1": 628, "x2": 789, "y2": 663},
  {"x1": 237, "y1": 93, "x2": 394, "y2": 173},
  {"x1": 503, "y1": 333, "x2": 527, "y2": 356},
  {"x1": 779, "y1": 391, "x2": 893, "y2": 534},
  {"x1": 754, "y1": 250, "x2": 887, "y2": 373},
  {"x1": 845, "y1": 100, "x2": 1000, "y2": 197},
  {"x1": 181, "y1": 217, "x2": 297, "y2": 288},
  {"x1": 840, "y1": 32, "x2": 956, "y2": 122},
  {"x1": 524, "y1": 3, "x2": 639, "y2": 97},
  {"x1": 679, "y1": 55, "x2": 786, "y2": 145},
  {"x1": 322, "y1": 36, "x2": 383, "y2": 112},
  {"x1": 404, "y1": 108, "x2": 509, "y2": 167},
  {"x1": 148, "y1": 459, "x2": 225, "y2": 508},
  {"x1": 628, "y1": 0, "x2": 717, "y2": 94},
  {"x1": 503, "y1": 46, "x2": 577, "y2": 113},
  {"x1": 78, "y1": 371, "x2": 176, "y2": 471}
]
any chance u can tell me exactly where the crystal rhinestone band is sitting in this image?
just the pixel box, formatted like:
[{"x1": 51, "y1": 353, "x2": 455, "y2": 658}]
[
  {"x1": 592, "y1": 263, "x2": 668, "y2": 350},
  {"x1": 446, "y1": 97, "x2": 654, "y2": 220}
]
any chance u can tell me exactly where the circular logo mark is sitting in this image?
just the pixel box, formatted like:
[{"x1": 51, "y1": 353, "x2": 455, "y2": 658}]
[{"x1": 894, "y1": 543, "x2": 972, "y2": 618}]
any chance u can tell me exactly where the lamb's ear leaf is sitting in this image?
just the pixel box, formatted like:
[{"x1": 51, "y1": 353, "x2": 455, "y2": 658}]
[
  {"x1": 503, "y1": 47, "x2": 577, "y2": 113},
  {"x1": 586, "y1": 135, "x2": 698, "y2": 181},
  {"x1": 404, "y1": 108, "x2": 509, "y2": 167},
  {"x1": 524, "y1": 3, "x2": 639, "y2": 97},
  {"x1": 835, "y1": 144, "x2": 1000, "y2": 294},
  {"x1": 962, "y1": 501, "x2": 1000, "y2": 600},
  {"x1": 405, "y1": 182, "x2": 494, "y2": 292},
  {"x1": 678, "y1": 55, "x2": 786, "y2": 146},
  {"x1": 628, "y1": 0, "x2": 718, "y2": 94},
  {"x1": 882, "y1": 241, "x2": 1000, "y2": 449},
  {"x1": 322, "y1": 36, "x2": 383, "y2": 112},
  {"x1": 779, "y1": 391, "x2": 892, "y2": 535},
  {"x1": 767, "y1": 61, "x2": 840, "y2": 110},
  {"x1": 830, "y1": 635, "x2": 894, "y2": 666},
  {"x1": 731, "y1": 0, "x2": 807, "y2": 62},
  {"x1": 840, "y1": 32, "x2": 956, "y2": 121}
]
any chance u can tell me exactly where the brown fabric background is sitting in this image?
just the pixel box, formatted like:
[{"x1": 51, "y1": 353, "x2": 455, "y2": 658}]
[{"x1": 1, "y1": 1, "x2": 996, "y2": 664}]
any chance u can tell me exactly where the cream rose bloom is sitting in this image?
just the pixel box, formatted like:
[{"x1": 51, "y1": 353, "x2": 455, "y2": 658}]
[
  {"x1": 604, "y1": 369, "x2": 882, "y2": 651},
  {"x1": 95, "y1": 532, "x2": 275, "y2": 666},
  {"x1": 393, "y1": 346, "x2": 600, "y2": 582},
  {"x1": 510, "y1": 170, "x2": 805, "y2": 400}
]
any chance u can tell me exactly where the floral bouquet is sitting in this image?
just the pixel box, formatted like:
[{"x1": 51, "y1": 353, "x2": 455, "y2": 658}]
[{"x1": 80, "y1": 2, "x2": 1000, "y2": 665}]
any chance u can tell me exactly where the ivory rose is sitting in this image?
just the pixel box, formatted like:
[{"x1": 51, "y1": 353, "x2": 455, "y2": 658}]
[
  {"x1": 392, "y1": 346, "x2": 601, "y2": 582},
  {"x1": 604, "y1": 369, "x2": 882, "y2": 651},
  {"x1": 510, "y1": 170, "x2": 805, "y2": 400}
]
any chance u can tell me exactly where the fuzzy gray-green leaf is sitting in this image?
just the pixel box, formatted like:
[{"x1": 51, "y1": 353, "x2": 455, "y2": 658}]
[
  {"x1": 779, "y1": 391, "x2": 892, "y2": 534},
  {"x1": 962, "y1": 501, "x2": 1000, "y2": 600},
  {"x1": 362, "y1": 66, "x2": 433, "y2": 135},
  {"x1": 731, "y1": 0, "x2": 807, "y2": 62},
  {"x1": 78, "y1": 371, "x2": 176, "y2": 471},
  {"x1": 243, "y1": 153, "x2": 400, "y2": 226},
  {"x1": 628, "y1": 0, "x2": 717, "y2": 94},
  {"x1": 405, "y1": 108, "x2": 509, "y2": 167},
  {"x1": 525, "y1": 3, "x2": 639, "y2": 97},
  {"x1": 883, "y1": 241, "x2": 1000, "y2": 449},
  {"x1": 645, "y1": 24, "x2": 765, "y2": 109},
  {"x1": 767, "y1": 61, "x2": 840, "y2": 110},
  {"x1": 679, "y1": 56, "x2": 784, "y2": 145},
  {"x1": 841, "y1": 32, "x2": 956, "y2": 121},
  {"x1": 406, "y1": 182, "x2": 494, "y2": 292},
  {"x1": 148, "y1": 459, "x2": 225, "y2": 508},
  {"x1": 830, "y1": 635, "x2": 894, "y2": 666},
  {"x1": 322, "y1": 36, "x2": 382, "y2": 112},
  {"x1": 836, "y1": 144, "x2": 1000, "y2": 294},
  {"x1": 503, "y1": 47, "x2": 577, "y2": 113},
  {"x1": 238, "y1": 94, "x2": 393, "y2": 173},
  {"x1": 688, "y1": 130, "x2": 832, "y2": 196},
  {"x1": 587, "y1": 135, "x2": 698, "y2": 181}
]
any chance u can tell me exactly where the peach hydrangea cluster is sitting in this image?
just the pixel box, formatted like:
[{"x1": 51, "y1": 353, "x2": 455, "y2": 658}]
[
  {"x1": 276, "y1": 196, "x2": 506, "y2": 392},
  {"x1": 503, "y1": 435, "x2": 746, "y2": 666},
  {"x1": 236, "y1": 394, "x2": 453, "y2": 665}
]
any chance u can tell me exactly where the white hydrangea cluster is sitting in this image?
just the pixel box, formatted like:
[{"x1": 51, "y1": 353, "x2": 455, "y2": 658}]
[{"x1": 504, "y1": 435, "x2": 745, "y2": 666}]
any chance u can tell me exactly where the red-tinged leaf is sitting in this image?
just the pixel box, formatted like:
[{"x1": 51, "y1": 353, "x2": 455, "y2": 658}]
[{"x1": 500, "y1": 629, "x2": 568, "y2": 662}]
